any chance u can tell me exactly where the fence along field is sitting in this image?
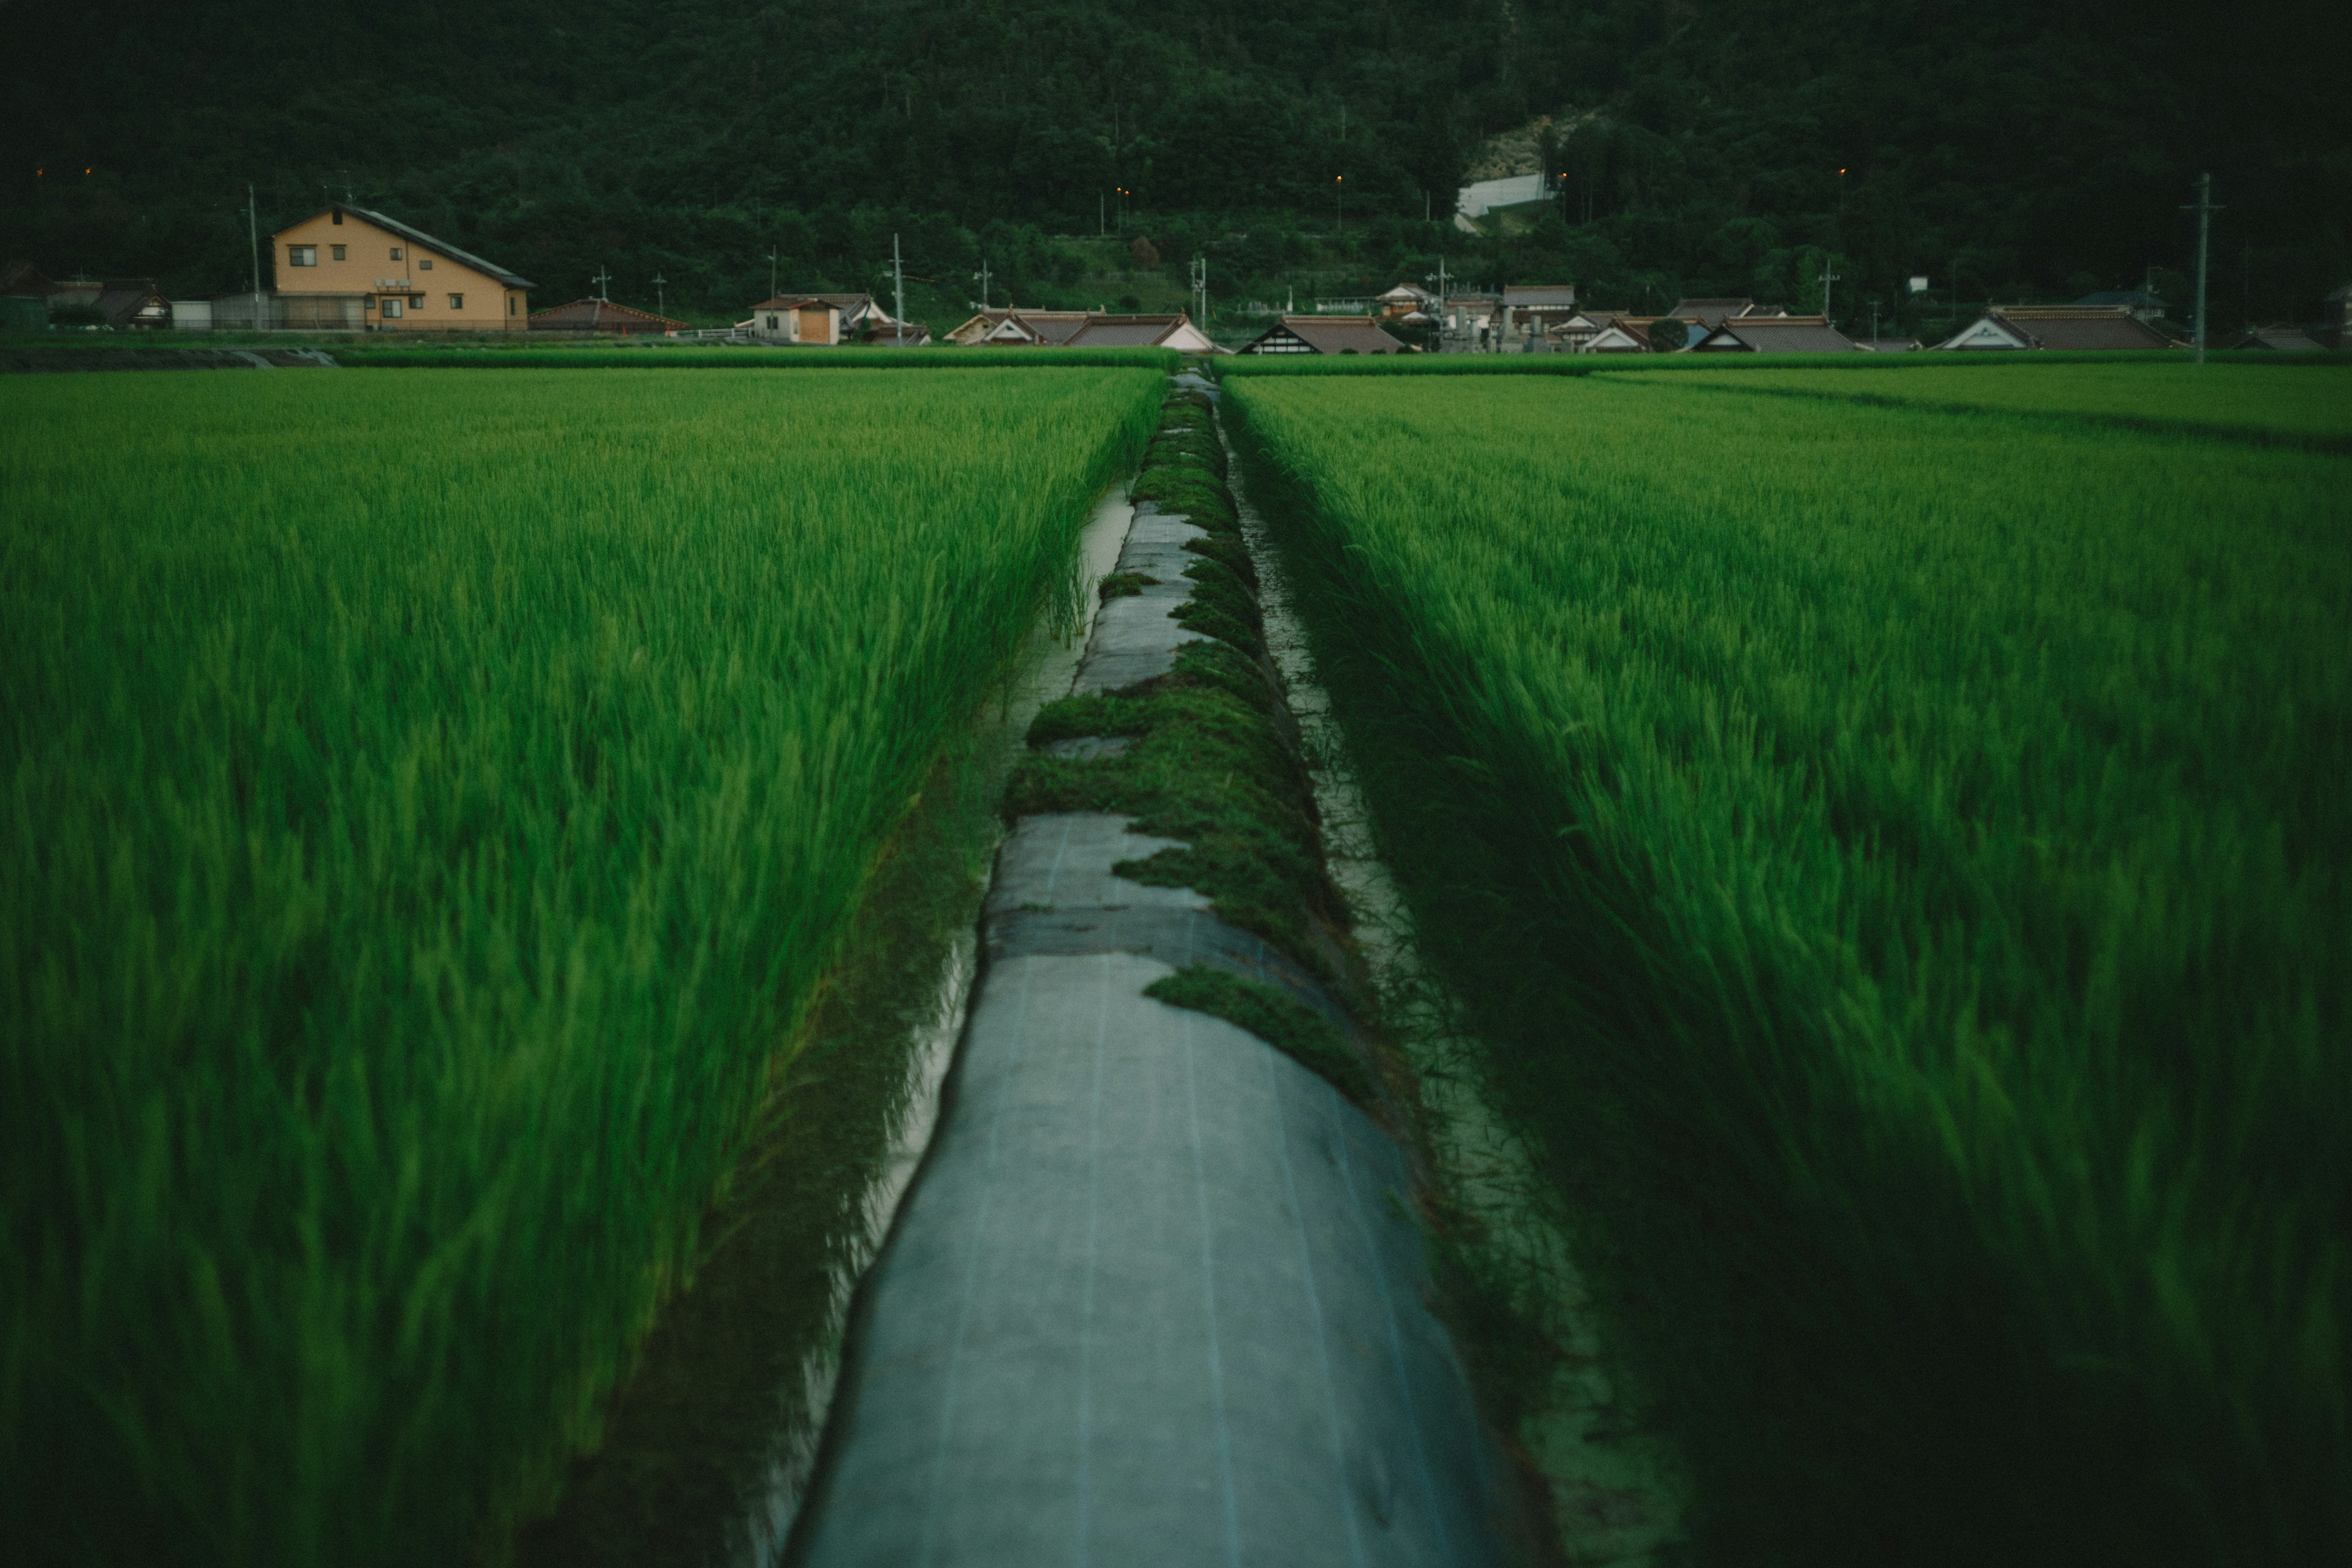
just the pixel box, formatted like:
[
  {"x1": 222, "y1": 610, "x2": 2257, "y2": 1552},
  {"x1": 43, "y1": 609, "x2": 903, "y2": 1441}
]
[
  {"x1": 1226, "y1": 370, "x2": 2350, "y2": 1562},
  {"x1": 0, "y1": 366, "x2": 1161, "y2": 1563}
]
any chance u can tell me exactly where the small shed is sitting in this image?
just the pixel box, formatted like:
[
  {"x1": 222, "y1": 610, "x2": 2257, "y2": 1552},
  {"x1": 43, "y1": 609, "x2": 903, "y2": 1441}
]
[
  {"x1": 529, "y1": 298, "x2": 686, "y2": 335},
  {"x1": 94, "y1": 282, "x2": 172, "y2": 329},
  {"x1": 1240, "y1": 315, "x2": 1410, "y2": 355}
]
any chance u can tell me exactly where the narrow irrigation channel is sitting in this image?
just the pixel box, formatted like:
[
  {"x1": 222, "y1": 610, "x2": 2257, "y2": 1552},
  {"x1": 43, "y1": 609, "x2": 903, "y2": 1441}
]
[
  {"x1": 785, "y1": 375, "x2": 1510, "y2": 1567},
  {"x1": 518, "y1": 489, "x2": 1135, "y2": 1568}
]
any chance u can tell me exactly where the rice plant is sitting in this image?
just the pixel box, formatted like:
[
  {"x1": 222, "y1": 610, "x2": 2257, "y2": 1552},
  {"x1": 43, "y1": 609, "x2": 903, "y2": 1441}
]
[
  {"x1": 1226, "y1": 371, "x2": 2351, "y2": 1564},
  {"x1": 0, "y1": 366, "x2": 1161, "y2": 1565}
]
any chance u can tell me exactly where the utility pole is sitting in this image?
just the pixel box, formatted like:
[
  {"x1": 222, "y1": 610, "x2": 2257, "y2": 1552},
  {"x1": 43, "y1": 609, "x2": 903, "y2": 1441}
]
[
  {"x1": 591, "y1": 266, "x2": 612, "y2": 303},
  {"x1": 2182, "y1": 173, "x2": 2222, "y2": 364},
  {"x1": 1820, "y1": 255, "x2": 1840, "y2": 327},
  {"x1": 247, "y1": 184, "x2": 264, "y2": 333},
  {"x1": 1189, "y1": 253, "x2": 1208, "y2": 327},
  {"x1": 1335, "y1": 175, "x2": 1344, "y2": 235},
  {"x1": 1099, "y1": 193, "x2": 1105, "y2": 236},
  {"x1": 974, "y1": 257, "x2": 991, "y2": 310},
  {"x1": 766, "y1": 247, "x2": 778, "y2": 301},
  {"x1": 652, "y1": 273, "x2": 666, "y2": 315},
  {"x1": 892, "y1": 233, "x2": 906, "y2": 345}
]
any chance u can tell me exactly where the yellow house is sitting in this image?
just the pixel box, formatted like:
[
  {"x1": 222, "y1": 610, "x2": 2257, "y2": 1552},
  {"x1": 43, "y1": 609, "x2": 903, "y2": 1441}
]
[{"x1": 271, "y1": 204, "x2": 532, "y2": 331}]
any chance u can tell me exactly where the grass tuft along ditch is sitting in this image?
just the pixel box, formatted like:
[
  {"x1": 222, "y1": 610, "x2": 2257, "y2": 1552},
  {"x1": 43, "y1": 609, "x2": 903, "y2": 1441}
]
[
  {"x1": 0, "y1": 365, "x2": 1162, "y2": 1565},
  {"x1": 1226, "y1": 368, "x2": 2351, "y2": 1564}
]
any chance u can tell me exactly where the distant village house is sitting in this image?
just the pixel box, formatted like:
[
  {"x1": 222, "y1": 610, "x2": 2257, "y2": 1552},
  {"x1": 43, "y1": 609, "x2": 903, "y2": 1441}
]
[
  {"x1": 745, "y1": 293, "x2": 929, "y2": 344},
  {"x1": 1689, "y1": 315, "x2": 1858, "y2": 352},
  {"x1": 1238, "y1": 315, "x2": 1410, "y2": 355},
  {"x1": 941, "y1": 309, "x2": 1216, "y2": 350},
  {"x1": 1936, "y1": 306, "x2": 2177, "y2": 351},
  {"x1": 529, "y1": 298, "x2": 685, "y2": 335},
  {"x1": 244, "y1": 205, "x2": 532, "y2": 331}
]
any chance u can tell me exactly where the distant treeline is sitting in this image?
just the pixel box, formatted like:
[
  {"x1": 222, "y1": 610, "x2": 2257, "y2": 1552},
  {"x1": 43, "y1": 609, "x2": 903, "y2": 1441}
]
[{"x1": 3, "y1": 0, "x2": 2344, "y2": 329}]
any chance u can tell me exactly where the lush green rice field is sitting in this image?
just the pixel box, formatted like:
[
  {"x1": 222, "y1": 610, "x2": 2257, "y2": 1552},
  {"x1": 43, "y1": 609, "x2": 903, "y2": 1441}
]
[
  {"x1": 1623, "y1": 360, "x2": 2352, "y2": 444},
  {"x1": 1227, "y1": 371, "x2": 2350, "y2": 1562},
  {"x1": 1, "y1": 366, "x2": 1159, "y2": 1563}
]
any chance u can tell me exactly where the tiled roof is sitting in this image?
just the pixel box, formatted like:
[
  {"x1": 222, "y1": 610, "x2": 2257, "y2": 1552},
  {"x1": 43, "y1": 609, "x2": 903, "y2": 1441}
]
[
  {"x1": 1251, "y1": 315, "x2": 1408, "y2": 354},
  {"x1": 2224, "y1": 325, "x2": 2324, "y2": 352},
  {"x1": 529, "y1": 298, "x2": 685, "y2": 330},
  {"x1": 1671, "y1": 297, "x2": 1756, "y2": 327},
  {"x1": 1064, "y1": 314, "x2": 1185, "y2": 347},
  {"x1": 1992, "y1": 307, "x2": 2176, "y2": 350},
  {"x1": 324, "y1": 205, "x2": 533, "y2": 289},
  {"x1": 1698, "y1": 315, "x2": 1858, "y2": 352}
]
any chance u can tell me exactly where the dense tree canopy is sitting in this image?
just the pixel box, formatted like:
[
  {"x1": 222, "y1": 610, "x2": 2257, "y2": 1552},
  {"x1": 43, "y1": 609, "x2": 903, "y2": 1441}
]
[{"x1": 4, "y1": 0, "x2": 2344, "y2": 328}]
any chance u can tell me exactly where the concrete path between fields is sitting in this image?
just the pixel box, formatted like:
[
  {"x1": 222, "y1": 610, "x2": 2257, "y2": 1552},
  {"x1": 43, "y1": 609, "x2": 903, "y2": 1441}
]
[{"x1": 790, "y1": 382, "x2": 1509, "y2": 1568}]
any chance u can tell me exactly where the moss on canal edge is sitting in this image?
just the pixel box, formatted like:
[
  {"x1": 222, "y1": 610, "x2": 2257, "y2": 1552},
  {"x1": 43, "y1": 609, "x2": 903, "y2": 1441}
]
[
  {"x1": 1142, "y1": 965, "x2": 1376, "y2": 1110},
  {"x1": 1005, "y1": 385, "x2": 1396, "y2": 1112}
]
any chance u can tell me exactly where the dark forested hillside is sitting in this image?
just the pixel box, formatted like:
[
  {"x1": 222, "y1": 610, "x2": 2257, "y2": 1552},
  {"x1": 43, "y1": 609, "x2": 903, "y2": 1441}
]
[{"x1": 4, "y1": 0, "x2": 2345, "y2": 328}]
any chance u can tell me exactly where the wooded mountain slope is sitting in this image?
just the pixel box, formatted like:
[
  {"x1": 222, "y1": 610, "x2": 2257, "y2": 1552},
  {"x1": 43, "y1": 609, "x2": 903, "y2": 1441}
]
[{"x1": 4, "y1": 1, "x2": 2344, "y2": 323}]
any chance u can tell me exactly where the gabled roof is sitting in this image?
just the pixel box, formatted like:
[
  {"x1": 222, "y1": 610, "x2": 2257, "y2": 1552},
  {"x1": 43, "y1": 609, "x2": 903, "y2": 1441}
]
[
  {"x1": 1693, "y1": 315, "x2": 1858, "y2": 353},
  {"x1": 753, "y1": 293, "x2": 892, "y2": 324},
  {"x1": 1991, "y1": 306, "x2": 2177, "y2": 350},
  {"x1": 1937, "y1": 315, "x2": 2035, "y2": 350},
  {"x1": 1503, "y1": 284, "x2": 1578, "y2": 308},
  {"x1": 1, "y1": 260, "x2": 57, "y2": 295},
  {"x1": 2222, "y1": 325, "x2": 2324, "y2": 352},
  {"x1": 529, "y1": 298, "x2": 685, "y2": 331},
  {"x1": 1378, "y1": 283, "x2": 1436, "y2": 303},
  {"x1": 1670, "y1": 297, "x2": 1757, "y2": 327},
  {"x1": 1243, "y1": 315, "x2": 1409, "y2": 354},
  {"x1": 285, "y1": 205, "x2": 533, "y2": 289},
  {"x1": 1581, "y1": 323, "x2": 1652, "y2": 352},
  {"x1": 96, "y1": 287, "x2": 170, "y2": 327},
  {"x1": 1063, "y1": 314, "x2": 1188, "y2": 347}
]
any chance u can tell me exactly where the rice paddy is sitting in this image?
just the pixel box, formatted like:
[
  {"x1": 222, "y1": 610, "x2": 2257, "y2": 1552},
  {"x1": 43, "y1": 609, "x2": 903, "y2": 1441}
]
[
  {"x1": 1624, "y1": 359, "x2": 2352, "y2": 445},
  {"x1": 0, "y1": 366, "x2": 1161, "y2": 1563},
  {"x1": 1224, "y1": 367, "x2": 2351, "y2": 1562}
]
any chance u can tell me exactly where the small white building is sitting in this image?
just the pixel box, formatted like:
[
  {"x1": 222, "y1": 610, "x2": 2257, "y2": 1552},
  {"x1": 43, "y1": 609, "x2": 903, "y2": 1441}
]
[
  {"x1": 746, "y1": 293, "x2": 900, "y2": 345},
  {"x1": 1454, "y1": 173, "x2": 1549, "y2": 232}
]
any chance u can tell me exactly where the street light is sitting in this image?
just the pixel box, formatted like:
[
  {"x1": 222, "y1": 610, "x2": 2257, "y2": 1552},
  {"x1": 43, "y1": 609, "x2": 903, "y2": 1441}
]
[{"x1": 1335, "y1": 175, "x2": 1344, "y2": 235}]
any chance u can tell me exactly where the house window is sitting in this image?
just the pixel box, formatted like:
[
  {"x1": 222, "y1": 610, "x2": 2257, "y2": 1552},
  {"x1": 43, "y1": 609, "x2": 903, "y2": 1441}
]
[
  {"x1": 508, "y1": 295, "x2": 516, "y2": 315},
  {"x1": 448, "y1": 293, "x2": 463, "y2": 311},
  {"x1": 332, "y1": 209, "x2": 344, "y2": 225},
  {"x1": 410, "y1": 294, "x2": 425, "y2": 309},
  {"x1": 288, "y1": 245, "x2": 316, "y2": 266},
  {"x1": 420, "y1": 258, "x2": 433, "y2": 271},
  {"x1": 766, "y1": 314, "x2": 780, "y2": 330},
  {"x1": 389, "y1": 246, "x2": 403, "y2": 260},
  {"x1": 331, "y1": 244, "x2": 345, "y2": 260},
  {"x1": 380, "y1": 297, "x2": 404, "y2": 318}
]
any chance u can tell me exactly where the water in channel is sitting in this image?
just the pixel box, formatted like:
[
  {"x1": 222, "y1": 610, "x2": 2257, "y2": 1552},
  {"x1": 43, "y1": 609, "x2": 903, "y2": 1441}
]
[{"x1": 517, "y1": 487, "x2": 1136, "y2": 1568}]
